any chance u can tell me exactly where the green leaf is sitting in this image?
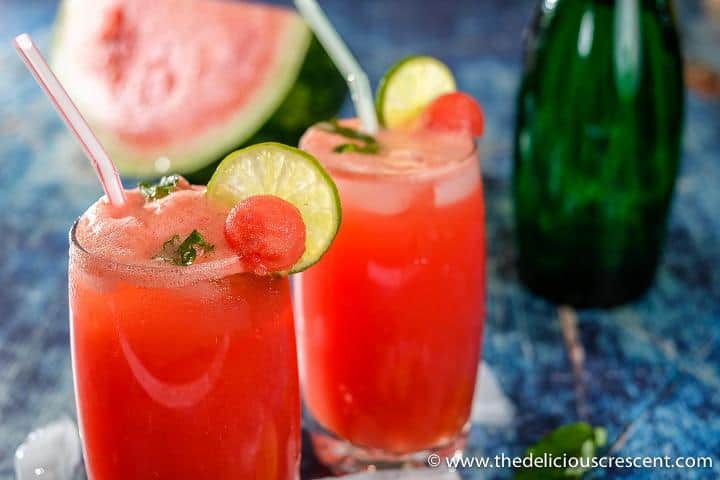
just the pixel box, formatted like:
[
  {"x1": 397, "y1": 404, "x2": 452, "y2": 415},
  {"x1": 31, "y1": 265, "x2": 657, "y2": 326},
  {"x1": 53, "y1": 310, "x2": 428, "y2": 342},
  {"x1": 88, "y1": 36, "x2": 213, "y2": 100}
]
[
  {"x1": 320, "y1": 118, "x2": 377, "y2": 143},
  {"x1": 515, "y1": 423, "x2": 608, "y2": 480},
  {"x1": 320, "y1": 119, "x2": 380, "y2": 155},
  {"x1": 333, "y1": 142, "x2": 380, "y2": 154},
  {"x1": 154, "y1": 230, "x2": 214, "y2": 266},
  {"x1": 139, "y1": 175, "x2": 181, "y2": 201}
]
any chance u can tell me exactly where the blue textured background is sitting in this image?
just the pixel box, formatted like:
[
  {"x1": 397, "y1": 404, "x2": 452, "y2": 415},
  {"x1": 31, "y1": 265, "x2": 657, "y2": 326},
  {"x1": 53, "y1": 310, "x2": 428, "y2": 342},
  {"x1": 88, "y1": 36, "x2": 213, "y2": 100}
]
[{"x1": 0, "y1": 1, "x2": 719, "y2": 479}]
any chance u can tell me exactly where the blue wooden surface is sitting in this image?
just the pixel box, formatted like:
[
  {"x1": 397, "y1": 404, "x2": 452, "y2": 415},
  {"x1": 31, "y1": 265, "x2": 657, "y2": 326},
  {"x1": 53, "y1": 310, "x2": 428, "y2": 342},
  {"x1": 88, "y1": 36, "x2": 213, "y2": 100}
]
[{"x1": 0, "y1": 1, "x2": 719, "y2": 479}]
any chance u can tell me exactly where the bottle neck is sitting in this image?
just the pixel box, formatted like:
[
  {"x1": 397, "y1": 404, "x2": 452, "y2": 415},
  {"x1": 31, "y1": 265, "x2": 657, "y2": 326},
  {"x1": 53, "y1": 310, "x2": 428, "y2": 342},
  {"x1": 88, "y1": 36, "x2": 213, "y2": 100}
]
[
  {"x1": 540, "y1": 0, "x2": 678, "y2": 29},
  {"x1": 546, "y1": 0, "x2": 674, "y2": 11}
]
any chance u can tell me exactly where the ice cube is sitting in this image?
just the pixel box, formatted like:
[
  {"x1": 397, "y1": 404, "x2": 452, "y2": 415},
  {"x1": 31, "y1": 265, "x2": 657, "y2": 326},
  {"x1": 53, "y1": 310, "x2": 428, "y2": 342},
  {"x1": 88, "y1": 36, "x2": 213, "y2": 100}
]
[
  {"x1": 14, "y1": 417, "x2": 81, "y2": 480},
  {"x1": 471, "y1": 362, "x2": 516, "y2": 426},
  {"x1": 433, "y1": 169, "x2": 479, "y2": 207},
  {"x1": 338, "y1": 177, "x2": 419, "y2": 216},
  {"x1": 317, "y1": 469, "x2": 460, "y2": 479}
]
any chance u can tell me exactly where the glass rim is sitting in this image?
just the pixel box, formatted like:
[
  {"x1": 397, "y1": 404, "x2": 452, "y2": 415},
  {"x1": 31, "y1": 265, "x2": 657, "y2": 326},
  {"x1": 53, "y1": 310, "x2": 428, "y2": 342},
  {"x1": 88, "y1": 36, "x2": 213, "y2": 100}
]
[
  {"x1": 301, "y1": 125, "x2": 479, "y2": 182},
  {"x1": 69, "y1": 219, "x2": 243, "y2": 283}
]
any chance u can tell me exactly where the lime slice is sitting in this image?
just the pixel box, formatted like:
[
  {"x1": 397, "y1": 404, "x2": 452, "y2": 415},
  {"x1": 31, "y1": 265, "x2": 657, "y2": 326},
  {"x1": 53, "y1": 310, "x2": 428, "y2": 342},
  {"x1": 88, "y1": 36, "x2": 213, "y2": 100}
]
[
  {"x1": 207, "y1": 142, "x2": 341, "y2": 272},
  {"x1": 376, "y1": 56, "x2": 457, "y2": 128}
]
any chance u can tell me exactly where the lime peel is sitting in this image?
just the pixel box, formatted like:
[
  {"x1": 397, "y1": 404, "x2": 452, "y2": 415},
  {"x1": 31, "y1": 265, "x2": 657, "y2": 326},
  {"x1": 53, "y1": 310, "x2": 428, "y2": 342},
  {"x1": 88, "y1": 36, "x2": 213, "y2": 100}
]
[
  {"x1": 376, "y1": 55, "x2": 457, "y2": 128},
  {"x1": 207, "y1": 142, "x2": 341, "y2": 273}
]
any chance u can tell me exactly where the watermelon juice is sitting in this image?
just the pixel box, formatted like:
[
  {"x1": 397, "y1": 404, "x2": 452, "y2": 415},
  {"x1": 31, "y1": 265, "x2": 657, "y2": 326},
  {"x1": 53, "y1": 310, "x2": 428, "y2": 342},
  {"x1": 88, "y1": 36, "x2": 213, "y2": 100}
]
[
  {"x1": 69, "y1": 186, "x2": 300, "y2": 479},
  {"x1": 296, "y1": 121, "x2": 485, "y2": 464}
]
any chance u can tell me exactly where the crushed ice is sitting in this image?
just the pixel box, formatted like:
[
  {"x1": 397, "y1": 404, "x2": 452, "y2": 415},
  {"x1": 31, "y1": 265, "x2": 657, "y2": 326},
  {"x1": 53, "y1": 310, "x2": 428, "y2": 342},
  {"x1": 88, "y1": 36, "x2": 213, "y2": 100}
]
[
  {"x1": 471, "y1": 362, "x2": 516, "y2": 427},
  {"x1": 14, "y1": 417, "x2": 80, "y2": 480}
]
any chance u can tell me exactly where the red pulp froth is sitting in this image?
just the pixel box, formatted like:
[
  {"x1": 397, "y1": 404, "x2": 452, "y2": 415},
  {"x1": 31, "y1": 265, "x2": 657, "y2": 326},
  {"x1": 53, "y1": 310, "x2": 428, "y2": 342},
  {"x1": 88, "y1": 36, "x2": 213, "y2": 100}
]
[{"x1": 225, "y1": 195, "x2": 306, "y2": 274}]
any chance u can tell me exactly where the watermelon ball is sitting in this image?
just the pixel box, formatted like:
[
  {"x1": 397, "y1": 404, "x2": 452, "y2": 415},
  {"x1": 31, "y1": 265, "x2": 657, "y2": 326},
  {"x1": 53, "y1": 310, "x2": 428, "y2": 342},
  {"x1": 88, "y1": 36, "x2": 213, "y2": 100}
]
[
  {"x1": 420, "y1": 92, "x2": 485, "y2": 137},
  {"x1": 224, "y1": 195, "x2": 306, "y2": 275}
]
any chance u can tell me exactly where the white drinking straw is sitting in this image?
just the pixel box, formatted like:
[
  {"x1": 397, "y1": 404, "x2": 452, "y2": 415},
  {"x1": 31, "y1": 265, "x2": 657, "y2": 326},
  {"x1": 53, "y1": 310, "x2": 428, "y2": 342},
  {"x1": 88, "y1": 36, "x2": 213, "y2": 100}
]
[
  {"x1": 14, "y1": 33, "x2": 127, "y2": 207},
  {"x1": 294, "y1": 0, "x2": 379, "y2": 134}
]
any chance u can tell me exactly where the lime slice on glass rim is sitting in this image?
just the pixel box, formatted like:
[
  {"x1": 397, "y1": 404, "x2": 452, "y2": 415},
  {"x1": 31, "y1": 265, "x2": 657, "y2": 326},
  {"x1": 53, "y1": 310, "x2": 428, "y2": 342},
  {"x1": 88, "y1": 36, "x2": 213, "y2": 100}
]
[
  {"x1": 207, "y1": 142, "x2": 341, "y2": 273},
  {"x1": 375, "y1": 55, "x2": 457, "y2": 128}
]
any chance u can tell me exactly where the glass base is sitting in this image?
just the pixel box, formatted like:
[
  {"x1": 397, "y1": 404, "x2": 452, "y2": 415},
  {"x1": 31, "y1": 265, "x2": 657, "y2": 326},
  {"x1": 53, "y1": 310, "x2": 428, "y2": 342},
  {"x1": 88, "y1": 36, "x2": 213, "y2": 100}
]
[{"x1": 307, "y1": 419, "x2": 469, "y2": 474}]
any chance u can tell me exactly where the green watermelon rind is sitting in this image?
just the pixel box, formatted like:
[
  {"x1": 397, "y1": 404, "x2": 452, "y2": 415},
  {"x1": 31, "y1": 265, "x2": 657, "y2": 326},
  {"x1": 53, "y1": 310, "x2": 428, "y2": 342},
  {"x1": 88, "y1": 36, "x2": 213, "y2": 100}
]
[
  {"x1": 51, "y1": 3, "x2": 345, "y2": 179},
  {"x1": 185, "y1": 34, "x2": 348, "y2": 184}
]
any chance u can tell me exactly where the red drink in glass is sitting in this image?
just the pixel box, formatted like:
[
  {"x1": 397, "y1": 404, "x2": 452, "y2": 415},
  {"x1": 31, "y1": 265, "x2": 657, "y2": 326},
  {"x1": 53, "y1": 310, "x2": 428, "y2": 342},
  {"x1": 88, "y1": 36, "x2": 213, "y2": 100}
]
[
  {"x1": 69, "y1": 187, "x2": 301, "y2": 479},
  {"x1": 296, "y1": 121, "x2": 485, "y2": 470}
]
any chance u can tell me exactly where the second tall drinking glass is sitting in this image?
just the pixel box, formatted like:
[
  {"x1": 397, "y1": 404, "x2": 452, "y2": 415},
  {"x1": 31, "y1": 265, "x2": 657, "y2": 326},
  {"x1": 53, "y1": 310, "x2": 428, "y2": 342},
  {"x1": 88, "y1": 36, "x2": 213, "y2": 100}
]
[{"x1": 295, "y1": 121, "x2": 486, "y2": 471}]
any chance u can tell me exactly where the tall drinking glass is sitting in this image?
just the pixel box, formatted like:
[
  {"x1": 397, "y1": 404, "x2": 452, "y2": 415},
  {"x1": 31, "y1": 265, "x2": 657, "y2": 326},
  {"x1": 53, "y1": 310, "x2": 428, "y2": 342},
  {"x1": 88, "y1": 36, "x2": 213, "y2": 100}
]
[
  {"x1": 69, "y1": 219, "x2": 300, "y2": 479},
  {"x1": 295, "y1": 121, "x2": 485, "y2": 472}
]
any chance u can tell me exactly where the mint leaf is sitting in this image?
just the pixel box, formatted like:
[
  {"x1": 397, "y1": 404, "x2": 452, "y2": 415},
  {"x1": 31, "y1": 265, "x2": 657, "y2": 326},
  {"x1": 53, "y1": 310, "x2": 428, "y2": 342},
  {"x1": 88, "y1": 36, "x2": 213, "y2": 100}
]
[
  {"x1": 154, "y1": 230, "x2": 214, "y2": 266},
  {"x1": 320, "y1": 119, "x2": 380, "y2": 155},
  {"x1": 139, "y1": 175, "x2": 181, "y2": 201},
  {"x1": 320, "y1": 119, "x2": 377, "y2": 143},
  {"x1": 334, "y1": 142, "x2": 380, "y2": 154},
  {"x1": 515, "y1": 423, "x2": 607, "y2": 479}
]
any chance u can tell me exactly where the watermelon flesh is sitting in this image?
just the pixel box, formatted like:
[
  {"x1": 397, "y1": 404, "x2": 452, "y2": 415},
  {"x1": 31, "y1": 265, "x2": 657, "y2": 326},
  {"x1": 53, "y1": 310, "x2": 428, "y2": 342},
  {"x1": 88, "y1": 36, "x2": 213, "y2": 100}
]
[{"x1": 52, "y1": 0, "x2": 346, "y2": 179}]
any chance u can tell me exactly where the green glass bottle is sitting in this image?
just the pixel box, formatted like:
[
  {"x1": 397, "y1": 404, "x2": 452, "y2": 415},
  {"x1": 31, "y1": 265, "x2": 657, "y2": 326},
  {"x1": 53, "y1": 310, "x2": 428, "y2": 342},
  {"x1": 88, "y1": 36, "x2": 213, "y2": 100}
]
[{"x1": 513, "y1": 0, "x2": 685, "y2": 307}]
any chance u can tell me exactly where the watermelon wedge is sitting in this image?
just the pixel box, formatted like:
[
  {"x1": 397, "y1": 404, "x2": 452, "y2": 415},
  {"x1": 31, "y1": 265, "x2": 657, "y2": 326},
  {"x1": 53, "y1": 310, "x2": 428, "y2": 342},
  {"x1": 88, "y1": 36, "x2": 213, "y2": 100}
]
[{"x1": 52, "y1": 0, "x2": 346, "y2": 180}]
